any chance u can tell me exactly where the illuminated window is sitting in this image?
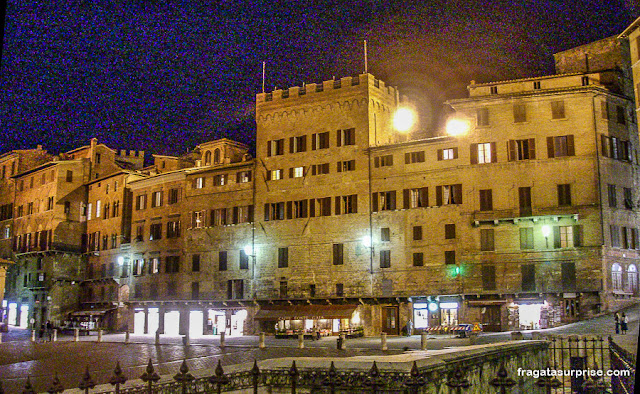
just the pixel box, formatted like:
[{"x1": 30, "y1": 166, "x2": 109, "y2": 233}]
[
  {"x1": 559, "y1": 226, "x2": 574, "y2": 248},
  {"x1": 291, "y1": 167, "x2": 304, "y2": 178},
  {"x1": 477, "y1": 143, "x2": 492, "y2": 164},
  {"x1": 612, "y1": 263, "x2": 623, "y2": 291},
  {"x1": 267, "y1": 169, "x2": 283, "y2": 181}
]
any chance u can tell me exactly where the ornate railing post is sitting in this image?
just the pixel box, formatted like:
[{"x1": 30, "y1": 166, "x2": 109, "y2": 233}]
[
  {"x1": 321, "y1": 361, "x2": 342, "y2": 394},
  {"x1": 489, "y1": 363, "x2": 516, "y2": 394},
  {"x1": 289, "y1": 360, "x2": 299, "y2": 394},
  {"x1": 47, "y1": 374, "x2": 64, "y2": 393},
  {"x1": 174, "y1": 359, "x2": 195, "y2": 394},
  {"x1": 534, "y1": 364, "x2": 561, "y2": 394},
  {"x1": 446, "y1": 367, "x2": 471, "y2": 394},
  {"x1": 23, "y1": 377, "x2": 36, "y2": 394},
  {"x1": 109, "y1": 361, "x2": 127, "y2": 394},
  {"x1": 209, "y1": 360, "x2": 229, "y2": 394},
  {"x1": 140, "y1": 359, "x2": 160, "y2": 394},
  {"x1": 403, "y1": 361, "x2": 426, "y2": 394},
  {"x1": 79, "y1": 366, "x2": 96, "y2": 394},
  {"x1": 364, "y1": 361, "x2": 385, "y2": 393},
  {"x1": 251, "y1": 360, "x2": 261, "y2": 394}
]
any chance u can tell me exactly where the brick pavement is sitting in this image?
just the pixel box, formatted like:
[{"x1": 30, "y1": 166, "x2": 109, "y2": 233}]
[{"x1": 0, "y1": 304, "x2": 636, "y2": 393}]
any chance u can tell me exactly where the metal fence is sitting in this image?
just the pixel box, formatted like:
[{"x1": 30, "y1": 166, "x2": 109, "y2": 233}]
[
  {"x1": 2, "y1": 358, "x2": 551, "y2": 394},
  {"x1": 541, "y1": 334, "x2": 637, "y2": 394},
  {"x1": 0, "y1": 336, "x2": 634, "y2": 393},
  {"x1": 609, "y1": 337, "x2": 636, "y2": 394}
]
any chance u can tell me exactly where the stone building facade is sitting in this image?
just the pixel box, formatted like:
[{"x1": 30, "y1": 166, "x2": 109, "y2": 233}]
[
  {"x1": 2, "y1": 36, "x2": 639, "y2": 336},
  {"x1": 1, "y1": 139, "x2": 144, "y2": 330}
]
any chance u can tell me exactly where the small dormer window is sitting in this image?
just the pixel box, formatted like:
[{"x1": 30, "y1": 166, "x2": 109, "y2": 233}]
[
  {"x1": 533, "y1": 81, "x2": 541, "y2": 90},
  {"x1": 204, "y1": 151, "x2": 212, "y2": 166},
  {"x1": 214, "y1": 148, "x2": 221, "y2": 164},
  {"x1": 490, "y1": 86, "x2": 498, "y2": 95}
]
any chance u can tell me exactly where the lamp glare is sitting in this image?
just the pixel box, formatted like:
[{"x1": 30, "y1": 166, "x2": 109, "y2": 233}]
[
  {"x1": 446, "y1": 118, "x2": 470, "y2": 136},
  {"x1": 393, "y1": 108, "x2": 415, "y2": 132}
]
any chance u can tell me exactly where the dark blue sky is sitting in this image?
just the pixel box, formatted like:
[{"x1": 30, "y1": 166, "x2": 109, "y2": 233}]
[{"x1": 0, "y1": 1, "x2": 636, "y2": 156}]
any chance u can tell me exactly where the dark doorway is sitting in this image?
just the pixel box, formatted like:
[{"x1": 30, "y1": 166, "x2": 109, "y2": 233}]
[
  {"x1": 481, "y1": 305, "x2": 502, "y2": 332},
  {"x1": 382, "y1": 306, "x2": 399, "y2": 335}
]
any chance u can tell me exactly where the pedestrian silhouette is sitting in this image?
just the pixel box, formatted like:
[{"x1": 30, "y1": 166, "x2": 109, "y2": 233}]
[
  {"x1": 614, "y1": 313, "x2": 620, "y2": 334},
  {"x1": 620, "y1": 313, "x2": 628, "y2": 334}
]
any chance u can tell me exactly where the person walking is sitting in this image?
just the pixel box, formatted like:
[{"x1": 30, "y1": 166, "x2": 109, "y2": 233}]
[
  {"x1": 621, "y1": 313, "x2": 628, "y2": 335},
  {"x1": 614, "y1": 312, "x2": 620, "y2": 334}
]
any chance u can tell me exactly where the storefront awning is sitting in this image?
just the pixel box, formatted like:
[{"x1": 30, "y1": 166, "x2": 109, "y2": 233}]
[
  {"x1": 467, "y1": 300, "x2": 507, "y2": 306},
  {"x1": 69, "y1": 307, "x2": 116, "y2": 317},
  {"x1": 254, "y1": 304, "x2": 357, "y2": 320}
]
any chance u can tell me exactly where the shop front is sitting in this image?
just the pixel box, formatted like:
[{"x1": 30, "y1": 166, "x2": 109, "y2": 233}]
[
  {"x1": 412, "y1": 296, "x2": 461, "y2": 332},
  {"x1": 67, "y1": 307, "x2": 116, "y2": 332},
  {"x1": 254, "y1": 304, "x2": 361, "y2": 338},
  {"x1": 205, "y1": 308, "x2": 247, "y2": 336}
]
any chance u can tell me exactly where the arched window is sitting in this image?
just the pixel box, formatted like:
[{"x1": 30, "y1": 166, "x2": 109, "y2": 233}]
[
  {"x1": 612, "y1": 263, "x2": 623, "y2": 291},
  {"x1": 627, "y1": 264, "x2": 638, "y2": 293},
  {"x1": 214, "y1": 148, "x2": 221, "y2": 164},
  {"x1": 204, "y1": 151, "x2": 212, "y2": 166}
]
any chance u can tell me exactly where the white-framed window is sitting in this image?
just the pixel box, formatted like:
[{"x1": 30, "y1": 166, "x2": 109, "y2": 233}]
[
  {"x1": 150, "y1": 258, "x2": 159, "y2": 274},
  {"x1": 152, "y1": 191, "x2": 162, "y2": 208},
  {"x1": 195, "y1": 177, "x2": 205, "y2": 189},
  {"x1": 268, "y1": 169, "x2": 283, "y2": 181},
  {"x1": 237, "y1": 171, "x2": 251, "y2": 183},
  {"x1": 213, "y1": 174, "x2": 227, "y2": 186},
  {"x1": 193, "y1": 211, "x2": 204, "y2": 228},
  {"x1": 627, "y1": 264, "x2": 638, "y2": 292},
  {"x1": 96, "y1": 200, "x2": 102, "y2": 218},
  {"x1": 559, "y1": 226, "x2": 574, "y2": 248},
  {"x1": 292, "y1": 167, "x2": 304, "y2": 178},
  {"x1": 3, "y1": 225, "x2": 10, "y2": 239},
  {"x1": 612, "y1": 263, "x2": 623, "y2": 291},
  {"x1": 87, "y1": 203, "x2": 93, "y2": 220},
  {"x1": 442, "y1": 148, "x2": 456, "y2": 160},
  {"x1": 478, "y1": 143, "x2": 492, "y2": 164}
]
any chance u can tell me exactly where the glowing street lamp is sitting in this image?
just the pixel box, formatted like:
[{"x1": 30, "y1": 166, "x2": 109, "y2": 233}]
[
  {"x1": 117, "y1": 256, "x2": 124, "y2": 266},
  {"x1": 445, "y1": 118, "x2": 471, "y2": 136},
  {"x1": 361, "y1": 235, "x2": 372, "y2": 248},
  {"x1": 393, "y1": 107, "x2": 416, "y2": 133}
]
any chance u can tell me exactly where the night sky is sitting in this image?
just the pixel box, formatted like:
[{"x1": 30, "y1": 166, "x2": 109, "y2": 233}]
[{"x1": 0, "y1": 1, "x2": 637, "y2": 157}]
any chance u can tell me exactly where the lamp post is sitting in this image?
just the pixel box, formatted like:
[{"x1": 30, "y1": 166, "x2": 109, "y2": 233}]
[{"x1": 542, "y1": 225, "x2": 551, "y2": 248}]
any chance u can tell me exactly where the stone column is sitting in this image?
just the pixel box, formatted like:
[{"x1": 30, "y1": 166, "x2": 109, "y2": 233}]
[
  {"x1": 202, "y1": 307, "x2": 209, "y2": 335},
  {"x1": 158, "y1": 306, "x2": 166, "y2": 334},
  {"x1": 52, "y1": 329, "x2": 57, "y2": 342},
  {"x1": 143, "y1": 307, "x2": 149, "y2": 335},
  {"x1": 298, "y1": 333, "x2": 304, "y2": 349},
  {"x1": 125, "y1": 330, "x2": 130, "y2": 344},
  {"x1": 220, "y1": 331, "x2": 226, "y2": 347},
  {"x1": 259, "y1": 332, "x2": 266, "y2": 349},
  {"x1": 178, "y1": 306, "x2": 190, "y2": 336},
  {"x1": 421, "y1": 332, "x2": 428, "y2": 350},
  {"x1": 97, "y1": 329, "x2": 103, "y2": 342},
  {"x1": 381, "y1": 332, "x2": 388, "y2": 351},
  {"x1": 74, "y1": 328, "x2": 79, "y2": 342},
  {"x1": 31, "y1": 329, "x2": 36, "y2": 342}
]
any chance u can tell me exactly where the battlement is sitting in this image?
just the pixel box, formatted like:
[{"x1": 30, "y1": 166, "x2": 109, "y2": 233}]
[
  {"x1": 256, "y1": 73, "x2": 400, "y2": 104},
  {"x1": 117, "y1": 149, "x2": 144, "y2": 158}
]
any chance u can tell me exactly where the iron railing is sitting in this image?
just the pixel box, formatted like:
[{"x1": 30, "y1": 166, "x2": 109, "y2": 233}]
[
  {"x1": 3, "y1": 358, "x2": 549, "y2": 394},
  {"x1": 609, "y1": 336, "x2": 636, "y2": 394}
]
